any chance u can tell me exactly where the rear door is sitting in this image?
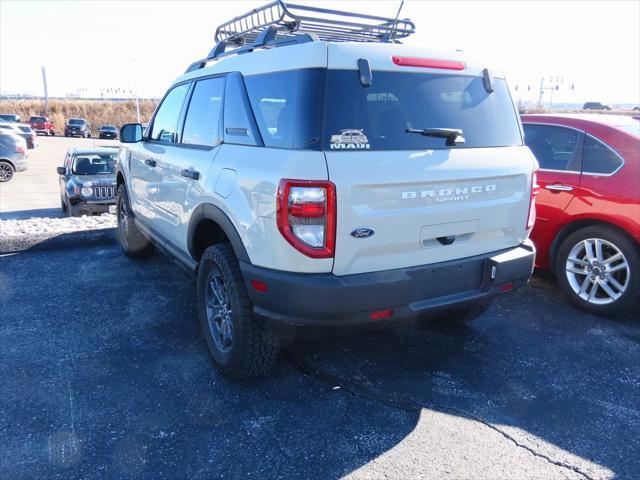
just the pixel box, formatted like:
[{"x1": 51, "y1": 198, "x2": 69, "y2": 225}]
[
  {"x1": 154, "y1": 75, "x2": 226, "y2": 252},
  {"x1": 522, "y1": 123, "x2": 583, "y2": 264},
  {"x1": 324, "y1": 49, "x2": 536, "y2": 276}
]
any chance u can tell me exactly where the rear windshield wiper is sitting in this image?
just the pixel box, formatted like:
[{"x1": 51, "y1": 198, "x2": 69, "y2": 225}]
[{"x1": 406, "y1": 127, "x2": 465, "y2": 146}]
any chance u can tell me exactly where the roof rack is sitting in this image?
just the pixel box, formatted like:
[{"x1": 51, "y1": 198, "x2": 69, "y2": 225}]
[{"x1": 185, "y1": 1, "x2": 416, "y2": 73}]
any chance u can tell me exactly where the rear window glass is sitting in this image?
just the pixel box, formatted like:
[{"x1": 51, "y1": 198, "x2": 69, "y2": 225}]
[
  {"x1": 324, "y1": 71, "x2": 522, "y2": 150},
  {"x1": 72, "y1": 154, "x2": 117, "y2": 175},
  {"x1": 582, "y1": 135, "x2": 623, "y2": 174}
]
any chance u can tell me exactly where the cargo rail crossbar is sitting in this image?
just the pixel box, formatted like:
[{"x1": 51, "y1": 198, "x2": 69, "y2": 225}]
[{"x1": 185, "y1": 1, "x2": 416, "y2": 73}]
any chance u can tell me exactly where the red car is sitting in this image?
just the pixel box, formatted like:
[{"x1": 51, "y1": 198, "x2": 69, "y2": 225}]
[
  {"x1": 522, "y1": 114, "x2": 640, "y2": 317},
  {"x1": 29, "y1": 116, "x2": 55, "y2": 136}
]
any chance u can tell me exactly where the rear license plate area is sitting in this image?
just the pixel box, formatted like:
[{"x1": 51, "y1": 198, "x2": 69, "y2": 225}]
[{"x1": 410, "y1": 259, "x2": 485, "y2": 300}]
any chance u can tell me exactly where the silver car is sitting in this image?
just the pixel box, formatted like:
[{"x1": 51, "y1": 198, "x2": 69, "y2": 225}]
[{"x1": 0, "y1": 132, "x2": 28, "y2": 182}]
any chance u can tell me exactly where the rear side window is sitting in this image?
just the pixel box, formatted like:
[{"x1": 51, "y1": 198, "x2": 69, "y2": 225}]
[
  {"x1": 324, "y1": 71, "x2": 522, "y2": 150},
  {"x1": 582, "y1": 135, "x2": 624, "y2": 174},
  {"x1": 150, "y1": 83, "x2": 190, "y2": 143},
  {"x1": 182, "y1": 77, "x2": 225, "y2": 147},
  {"x1": 523, "y1": 124, "x2": 582, "y2": 171},
  {"x1": 245, "y1": 69, "x2": 324, "y2": 149},
  {"x1": 223, "y1": 73, "x2": 261, "y2": 147}
]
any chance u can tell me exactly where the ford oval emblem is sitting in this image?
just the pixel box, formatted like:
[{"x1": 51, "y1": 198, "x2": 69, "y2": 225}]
[{"x1": 350, "y1": 227, "x2": 375, "y2": 238}]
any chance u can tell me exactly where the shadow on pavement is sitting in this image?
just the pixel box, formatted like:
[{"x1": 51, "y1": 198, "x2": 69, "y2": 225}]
[{"x1": 1, "y1": 246, "x2": 638, "y2": 479}]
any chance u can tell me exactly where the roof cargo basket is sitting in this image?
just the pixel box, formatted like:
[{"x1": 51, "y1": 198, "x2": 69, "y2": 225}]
[{"x1": 185, "y1": 1, "x2": 415, "y2": 72}]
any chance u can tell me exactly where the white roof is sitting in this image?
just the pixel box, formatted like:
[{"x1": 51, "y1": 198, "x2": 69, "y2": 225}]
[{"x1": 175, "y1": 41, "x2": 502, "y2": 86}]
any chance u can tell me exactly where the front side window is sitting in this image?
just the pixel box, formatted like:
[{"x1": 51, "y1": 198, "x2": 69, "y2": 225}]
[
  {"x1": 523, "y1": 124, "x2": 582, "y2": 171},
  {"x1": 150, "y1": 83, "x2": 190, "y2": 143},
  {"x1": 582, "y1": 135, "x2": 624, "y2": 174},
  {"x1": 324, "y1": 71, "x2": 522, "y2": 150},
  {"x1": 182, "y1": 77, "x2": 224, "y2": 147},
  {"x1": 72, "y1": 154, "x2": 117, "y2": 175}
]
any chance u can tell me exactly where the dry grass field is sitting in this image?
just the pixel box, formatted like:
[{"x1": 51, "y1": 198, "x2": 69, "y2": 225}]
[{"x1": 0, "y1": 99, "x2": 158, "y2": 132}]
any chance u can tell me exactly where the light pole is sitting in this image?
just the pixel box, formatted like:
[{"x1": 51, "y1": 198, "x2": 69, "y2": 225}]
[{"x1": 132, "y1": 58, "x2": 141, "y2": 123}]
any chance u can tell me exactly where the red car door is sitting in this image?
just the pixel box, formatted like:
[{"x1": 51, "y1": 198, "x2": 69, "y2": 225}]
[{"x1": 523, "y1": 123, "x2": 584, "y2": 267}]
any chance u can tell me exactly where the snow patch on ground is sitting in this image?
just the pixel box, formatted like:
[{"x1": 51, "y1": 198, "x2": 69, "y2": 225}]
[{"x1": 0, "y1": 214, "x2": 116, "y2": 238}]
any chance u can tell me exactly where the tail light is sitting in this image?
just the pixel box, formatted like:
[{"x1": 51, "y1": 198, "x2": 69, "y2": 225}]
[
  {"x1": 15, "y1": 145, "x2": 25, "y2": 154},
  {"x1": 526, "y1": 170, "x2": 540, "y2": 229},
  {"x1": 277, "y1": 179, "x2": 336, "y2": 258}
]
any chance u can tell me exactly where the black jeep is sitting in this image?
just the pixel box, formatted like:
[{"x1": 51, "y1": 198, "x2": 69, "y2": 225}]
[{"x1": 57, "y1": 147, "x2": 118, "y2": 216}]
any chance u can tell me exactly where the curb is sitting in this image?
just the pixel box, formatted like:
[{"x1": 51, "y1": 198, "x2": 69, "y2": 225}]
[{"x1": 0, "y1": 228, "x2": 116, "y2": 255}]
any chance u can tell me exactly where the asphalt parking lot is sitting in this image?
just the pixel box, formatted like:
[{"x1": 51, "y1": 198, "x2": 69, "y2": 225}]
[
  {"x1": 1, "y1": 135, "x2": 639, "y2": 479},
  {"x1": 1, "y1": 242, "x2": 639, "y2": 479}
]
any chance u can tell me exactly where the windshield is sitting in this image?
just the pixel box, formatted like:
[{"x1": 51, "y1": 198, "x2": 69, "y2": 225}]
[
  {"x1": 69, "y1": 119, "x2": 85, "y2": 125},
  {"x1": 72, "y1": 154, "x2": 117, "y2": 175},
  {"x1": 0, "y1": 114, "x2": 18, "y2": 121},
  {"x1": 31, "y1": 116, "x2": 45, "y2": 122},
  {"x1": 324, "y1": 71, "x2": 522, "y2": 150},
  {"x1": 101, "y1": 125, "x2": 116, "y2": 130}
]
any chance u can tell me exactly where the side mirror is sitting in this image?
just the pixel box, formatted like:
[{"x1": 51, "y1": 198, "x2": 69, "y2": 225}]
[
  {"x1": 56, "y1": 166, "x2": 66, "y2": 175},
  {"x1": 120, "y1": 123, "x2": 143, "y2": 143}
]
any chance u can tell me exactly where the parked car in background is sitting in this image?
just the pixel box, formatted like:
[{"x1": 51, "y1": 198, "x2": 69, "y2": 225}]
[
  {"x1": 29, "y1": 116, "x2": 56, "y2": 135},
  {"x1": 522, "y1": 114, "x2": 639, "y2": 317},
  {"x1": 0, "y1": 132, "x2": 28, "y2": 182},
  {"x1": 64, "y1": 118, "x2": 91, "y2": 137},
  {"x1": 57, "y1": 147, "x2": 118, "y2": 216},
  {"x1": 0, "y1": 114, "x2": 21, "y2": 123},
  {"x1": 583, "y1": 102, "x2": 611, "y2": 111},
  {"x1": 0, "y1": 122, "x2": 36, "y2": 149},
  {"x1": 15, "y1": 124, "x2": 37, "y2": 149},
  {"x1": 99, "y1": 125, "x2": 118, "y2": 139}
]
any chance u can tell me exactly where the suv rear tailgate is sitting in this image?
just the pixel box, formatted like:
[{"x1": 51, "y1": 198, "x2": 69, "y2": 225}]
[{"x1": 326, "y1": 146, "x2": 535, "y2": 275}]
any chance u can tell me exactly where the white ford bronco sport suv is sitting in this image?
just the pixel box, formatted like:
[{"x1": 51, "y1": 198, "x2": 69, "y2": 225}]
[{"x1": 116, "y1": 2, "x2": 537, "y2": 378}]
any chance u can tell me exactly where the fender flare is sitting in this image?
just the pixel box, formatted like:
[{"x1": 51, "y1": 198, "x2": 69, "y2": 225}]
[{"x1": 187, "y1": 203, "x2": 250, "y2": 263}]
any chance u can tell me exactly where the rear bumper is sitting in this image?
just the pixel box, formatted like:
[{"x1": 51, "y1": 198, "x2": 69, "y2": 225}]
[
  {"x1": 13, "y1": 157, "x2": 29, "y2": 172},
  {"x1": 241, "y1": 240, "x2": 536, "y2": 327}
]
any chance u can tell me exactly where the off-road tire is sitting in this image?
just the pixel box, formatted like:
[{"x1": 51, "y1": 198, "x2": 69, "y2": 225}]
[
  {"x1": 427, "y1": 300, "x2": 492, "y2": 327},
  {"x1": 197, "y1": 244, "x2": 280, "y2": 378},
  {"x1": 555, "y1": 225, "x2": 639, "y2": 318},
  {"x1": 116, "y1": 184, "x2": 154, "y2": 259},
  {"x1": 0, "y1": 161, "x2": 14, "y2": 182}
]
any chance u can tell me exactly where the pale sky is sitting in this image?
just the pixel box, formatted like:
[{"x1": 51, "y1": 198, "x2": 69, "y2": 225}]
[{"x1": 1, "y1": 0, "x2": 639, "y2": 105}]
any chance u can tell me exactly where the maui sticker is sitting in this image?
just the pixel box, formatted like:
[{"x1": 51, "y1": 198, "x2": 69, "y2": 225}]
[{"x1": 330, "y1": 129, "x2": 370, "y2": 149}]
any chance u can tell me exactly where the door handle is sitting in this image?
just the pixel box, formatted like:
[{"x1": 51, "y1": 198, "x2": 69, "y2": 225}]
[
  {"x1": 144, "y1": 158, "x2": 157, "y2": 167},
  {"x1": 181, "y1": 168, "x2": 200, "y2": 180},
  {"x1": 545, "y1": 184, "x2": 573, "y2": 192}
]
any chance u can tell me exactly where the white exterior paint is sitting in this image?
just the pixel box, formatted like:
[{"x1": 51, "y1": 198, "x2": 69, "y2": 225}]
[{"x1": 120, "y1": 38, "x2": 534, "y2": 276}]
